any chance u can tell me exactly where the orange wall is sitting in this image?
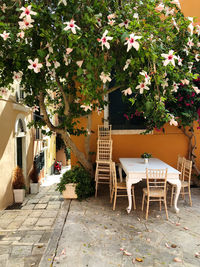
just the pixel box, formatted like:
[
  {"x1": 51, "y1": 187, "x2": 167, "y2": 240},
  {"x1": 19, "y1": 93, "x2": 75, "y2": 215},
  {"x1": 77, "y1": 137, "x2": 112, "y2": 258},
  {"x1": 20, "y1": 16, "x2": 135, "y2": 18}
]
[
  {"x1": 71, "y1": 0, "x2": 200, "y2": 171},
  {"x1": 180, "y1": 0, "x2": 200, "y2": 22}
]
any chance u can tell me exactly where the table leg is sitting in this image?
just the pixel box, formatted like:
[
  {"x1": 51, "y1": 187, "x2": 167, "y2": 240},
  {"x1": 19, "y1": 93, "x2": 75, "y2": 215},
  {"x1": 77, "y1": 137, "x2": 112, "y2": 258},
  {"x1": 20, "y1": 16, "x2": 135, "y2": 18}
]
[
  {"x1": 173, "y1": 179, "x2": 181, "y2": 213},
  {"x1": 118, "y1": 164, "x2": 123, "y2": 183},
  {"x1": 126, "y1": 179, "x2": 132, "y2": 214}
]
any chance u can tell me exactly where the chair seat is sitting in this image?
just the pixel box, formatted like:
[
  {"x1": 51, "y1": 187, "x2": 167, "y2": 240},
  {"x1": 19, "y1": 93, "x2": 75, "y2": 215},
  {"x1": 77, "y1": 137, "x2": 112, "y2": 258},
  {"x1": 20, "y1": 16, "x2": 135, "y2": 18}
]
[
  {"x1": 181, "y1": 181, "x2": 189, "y2": 187},
  {"x1": 117, "y1": 182, "x2": 126, "y2": 189},
  {"x1": 143, "y1": 187, "x2": 165, "y2": 197}
]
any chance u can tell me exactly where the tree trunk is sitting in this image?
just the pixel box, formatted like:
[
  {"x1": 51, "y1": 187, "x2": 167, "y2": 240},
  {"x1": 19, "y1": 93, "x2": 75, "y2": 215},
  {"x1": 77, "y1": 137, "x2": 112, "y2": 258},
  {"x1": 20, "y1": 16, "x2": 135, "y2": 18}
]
[
  {"x1": 181, "y1": 126, "x2": 200, "y2": 176},
  {"x1": 38, "y1": 92, "x2": 94, "y2": 176},
  {"x1": 60, "y1": 131, "x2": 94, "y2": 176}
]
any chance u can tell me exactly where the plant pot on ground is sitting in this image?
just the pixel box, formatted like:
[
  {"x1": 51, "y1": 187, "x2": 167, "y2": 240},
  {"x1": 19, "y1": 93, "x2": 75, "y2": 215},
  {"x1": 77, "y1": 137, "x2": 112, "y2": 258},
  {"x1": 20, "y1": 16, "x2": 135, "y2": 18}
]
[
  {"x1": 12, "y1": 166, "x2": 26, "y2": 203},
  {"x1": 29, "y1": 162, "x2": 39, "y2": 194},
  {"x1": 56, "y1": 165, "x2": 95, "y2": 200}
]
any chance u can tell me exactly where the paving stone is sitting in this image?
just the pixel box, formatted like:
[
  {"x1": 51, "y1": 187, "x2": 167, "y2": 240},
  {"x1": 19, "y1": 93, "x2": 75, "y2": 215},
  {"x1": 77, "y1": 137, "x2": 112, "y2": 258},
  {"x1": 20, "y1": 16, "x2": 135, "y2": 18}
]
[
  {"x1": 20, "y1": 234, "x2": 42, "y2": 243},
  {"x1": 0, "y1": 254, "x2": 9, "y2": 267},
  {"x1": 46, "y1": 204, "x2": 60, "y2": 210},
  {"x1": 11, "y1": 245, "x2": 33, "y2": 256},
  {"x1": 6, "y1": 221, "x2": 22, "y2": 230},
  {"x1": 34, "y1": 204, "x2": 47, "y2": 210},
  {"x1": 0, "y1": 246, "x2": 10, "y2": 255},
  {"x1": 24, "y1": 255, "x2": 41, "y2": 266},
  {"x1": 0, "y1": 240, "x2": 12, "y2": 245},
  {"x1": 38, "y1": 199, "x2": 50, "y2": 204},
  {"x1": 29, "y1": 210, "x2": 43, "y2": 218},
  {"x1": 22, "y1": 217, "x2": 38, "y2": 226},
  {"x1": 34, "y1": 226, "x2": 52, "y2": 231},
  {"x1": 27, "y1": 199, "x2": 40, "y2": 204},
  {"x1": 32, "y1": 244, "x2": 46, "y2": 255},
  {"x1": 14, "y1": 216, "x2": 26, "y2": 223},
  {"x1": 2, "y1": 236, "x2": 21, "y2": 241},
  {"x1": 21, "y1": 204, "x2": 35, "y2": 210},
  {"x1": 39, "y1": 231, "x2": 52, "y2": 243},
  {"x1": 36, "y1": 218, "x2": 55, "y2": 227},
  {"x1": 40, "y1": 210, "x2": 58, "y2": 218},
  {"x1": 6, "y1": 257, "x2": 25, "y2": 267}
]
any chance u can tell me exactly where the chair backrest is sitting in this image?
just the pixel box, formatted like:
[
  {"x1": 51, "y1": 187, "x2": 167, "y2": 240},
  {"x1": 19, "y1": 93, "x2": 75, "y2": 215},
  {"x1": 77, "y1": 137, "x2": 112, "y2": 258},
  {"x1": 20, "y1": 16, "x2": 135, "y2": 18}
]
[
  {"x1": 177, "y1": 155, "x2": 185, "y2": 180},
  {"x1": 182, "y1": 159, "x2": 192, "y2": 184},
  {"x1": 146, "y1": 168, "x2": 168, "y2": 194},
  {"x1": 98, "y1": 125, "x2": 112, "y2": 140},
  {"x1": 96, "y1": 139, "x2": 112, "y2": 161}
]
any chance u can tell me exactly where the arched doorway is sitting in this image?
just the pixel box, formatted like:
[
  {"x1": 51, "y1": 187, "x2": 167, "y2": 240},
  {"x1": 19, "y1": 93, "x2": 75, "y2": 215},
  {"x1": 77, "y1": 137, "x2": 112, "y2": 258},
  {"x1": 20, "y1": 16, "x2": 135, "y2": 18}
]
[{"x1": 15, "y1": 115, "x2": 27, "y2": 179}]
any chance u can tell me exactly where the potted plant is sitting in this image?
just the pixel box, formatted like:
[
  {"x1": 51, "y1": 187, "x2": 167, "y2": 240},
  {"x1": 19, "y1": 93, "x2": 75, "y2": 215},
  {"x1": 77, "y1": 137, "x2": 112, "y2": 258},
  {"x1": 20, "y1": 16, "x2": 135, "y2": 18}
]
[
  {"x1": 29, "y1": 162, "x2": 39, "y2": 194},
  {"x1": 56, "y1": 165, "x2": 95, "y2": 200},
  {"x1": 141, "y1": 153, "x2": 152, "y2": 164},
  {"x1": 12, "y1": 166, "x2": 26, "y2": 203}
]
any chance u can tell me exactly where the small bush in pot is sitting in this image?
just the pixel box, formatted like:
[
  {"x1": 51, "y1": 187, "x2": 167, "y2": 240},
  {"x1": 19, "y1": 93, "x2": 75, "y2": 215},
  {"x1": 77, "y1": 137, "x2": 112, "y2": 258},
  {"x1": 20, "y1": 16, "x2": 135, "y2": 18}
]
[
  {"x1": 29, "y1": 162, "x2": 39, "y2": 183},
  {"x1": 56, "y1": 165, "x2": 95, "y2": 200},
  {"x1": 12, "y1": 166, "x2": 26, "y2": 189},
  {"x1": 141, "y1": 152, "x2": 152, "y2": 159},
  {"x1": 12, "y1": 166, "x2": 26, "y2": 203},
  {"x1": 29, "y1": 162, "x2": 39, "y2": 194}
]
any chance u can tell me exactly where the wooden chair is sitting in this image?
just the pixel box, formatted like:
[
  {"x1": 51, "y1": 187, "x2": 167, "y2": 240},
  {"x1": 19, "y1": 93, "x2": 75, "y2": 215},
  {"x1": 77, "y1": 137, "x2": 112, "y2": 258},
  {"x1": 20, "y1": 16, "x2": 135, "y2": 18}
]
[
  {"x1": 98, "y1": 125, "x2": 112, "y2": 140},
  {"x1": 171, "y1": 159, "x2": 192, "y2": 206},
  {"x1": 110, "y1": 162, "x2": 136, "y2": 211},
  {"x1": 95, "y1": 140, "x2": 113, "y2": 197},
  {"x1": 170, "y1": 156, "x2": 185, "y2": 206},
  {"x1": 142, "y1": 168, "x2": 168, "y2": 220},
  {"x1": 96, "y1": 139, "x2": 112, "y2": 161}
]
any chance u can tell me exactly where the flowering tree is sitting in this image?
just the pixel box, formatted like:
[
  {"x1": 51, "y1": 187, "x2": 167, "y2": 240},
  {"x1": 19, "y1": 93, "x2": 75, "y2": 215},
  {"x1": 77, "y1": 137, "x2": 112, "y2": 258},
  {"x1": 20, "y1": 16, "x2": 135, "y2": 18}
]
[{"x1": 1, "y1": 0, "x2": 200, "y2": 174}]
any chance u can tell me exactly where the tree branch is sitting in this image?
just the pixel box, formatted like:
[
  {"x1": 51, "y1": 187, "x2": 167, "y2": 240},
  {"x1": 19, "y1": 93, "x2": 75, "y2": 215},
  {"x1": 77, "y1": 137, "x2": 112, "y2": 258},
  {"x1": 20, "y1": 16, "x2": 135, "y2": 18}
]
[
  {"x1": 38, "y1": 91, "x2": 62, "y2": 134},
  {"x1": 107, "y1": 84, "x2": 124, "y2": 94},
  {"x1": 55, "y1": 76, "x2": 70, "y2": 116},
  {"x1": 85, "y1": 114, "x2": 92, "y2": 161}
]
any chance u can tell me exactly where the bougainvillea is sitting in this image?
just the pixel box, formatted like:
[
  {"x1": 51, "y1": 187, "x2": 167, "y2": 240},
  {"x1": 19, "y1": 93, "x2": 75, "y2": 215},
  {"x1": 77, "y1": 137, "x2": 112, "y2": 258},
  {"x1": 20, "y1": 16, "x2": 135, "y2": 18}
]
[{"x1": 0, "y1": 0, "x2": 200, "y2": 173}]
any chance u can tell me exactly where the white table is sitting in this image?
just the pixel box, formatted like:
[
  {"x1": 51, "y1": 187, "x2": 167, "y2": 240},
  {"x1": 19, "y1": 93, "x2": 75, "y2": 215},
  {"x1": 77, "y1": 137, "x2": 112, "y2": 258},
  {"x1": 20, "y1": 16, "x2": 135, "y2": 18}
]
[{"x1": 119, "y1": 158, "x2": 181, "y2": 213}]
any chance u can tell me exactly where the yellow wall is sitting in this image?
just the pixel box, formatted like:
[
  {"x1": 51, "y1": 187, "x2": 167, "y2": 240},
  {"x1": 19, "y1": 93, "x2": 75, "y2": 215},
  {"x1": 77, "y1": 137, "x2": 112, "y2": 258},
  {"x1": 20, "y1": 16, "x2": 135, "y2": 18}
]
[
  {"x1": 0, "y1": 97, "x2": 34, "y2": 210},
  {"x1": 71, "y1": 0, "x2": 200, "y2": 172}
]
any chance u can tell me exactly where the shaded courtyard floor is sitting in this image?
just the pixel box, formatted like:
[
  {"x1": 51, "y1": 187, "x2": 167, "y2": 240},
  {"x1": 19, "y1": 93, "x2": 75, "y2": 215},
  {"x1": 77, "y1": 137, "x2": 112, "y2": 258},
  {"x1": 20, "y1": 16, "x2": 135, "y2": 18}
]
[
  {"x1": 0, "y1": 171, "x2": 200, "y2": 267},
  {"x1": 51, "y1": 184, "x2": 200, "y2": 267}
]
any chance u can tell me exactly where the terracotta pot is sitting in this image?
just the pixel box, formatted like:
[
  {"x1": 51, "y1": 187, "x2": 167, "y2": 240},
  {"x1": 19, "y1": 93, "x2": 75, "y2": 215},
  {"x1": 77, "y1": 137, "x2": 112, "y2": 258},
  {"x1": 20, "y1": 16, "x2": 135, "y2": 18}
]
[
  {"x1": 62, "y1": 183, "x2": 77, "y2": 199},
  {"x1": 13, "y1": 189, "x2": 25, "y2": 203}
]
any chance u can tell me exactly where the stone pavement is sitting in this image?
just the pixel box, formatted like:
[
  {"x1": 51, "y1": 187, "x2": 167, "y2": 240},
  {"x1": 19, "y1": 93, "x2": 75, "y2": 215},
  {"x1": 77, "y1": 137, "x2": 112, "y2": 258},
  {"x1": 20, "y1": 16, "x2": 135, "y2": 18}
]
[
  {"x1": 1, "y1": 170, "x2": 200, "y2": 267},
  {"x1": 48, "y1": 185, "x2": 200, "y2": 267},
  {"x1": 0, "y1": 167, "x2": 70, "y2": 267}
]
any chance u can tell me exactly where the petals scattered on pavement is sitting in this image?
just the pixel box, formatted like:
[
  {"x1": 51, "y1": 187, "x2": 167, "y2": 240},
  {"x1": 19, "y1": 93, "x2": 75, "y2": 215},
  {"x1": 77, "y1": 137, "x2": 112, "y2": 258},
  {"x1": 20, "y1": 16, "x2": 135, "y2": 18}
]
[
  {"x1": 165, "y1": 243, "x2": 170, "y2": 248},
  {"x1": 123, "y1": 250, "x2": 132, "y2": 256},
  {"x1": 173, "y1": 257, "x2": 182, "y2": 262}
]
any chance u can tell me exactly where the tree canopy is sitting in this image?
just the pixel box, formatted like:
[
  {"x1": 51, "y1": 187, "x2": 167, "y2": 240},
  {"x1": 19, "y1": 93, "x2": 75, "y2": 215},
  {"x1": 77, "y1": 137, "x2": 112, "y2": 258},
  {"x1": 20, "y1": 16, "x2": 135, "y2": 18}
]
[{"x1": 1, "y1": 0, "x2": 200, "y2": 172}]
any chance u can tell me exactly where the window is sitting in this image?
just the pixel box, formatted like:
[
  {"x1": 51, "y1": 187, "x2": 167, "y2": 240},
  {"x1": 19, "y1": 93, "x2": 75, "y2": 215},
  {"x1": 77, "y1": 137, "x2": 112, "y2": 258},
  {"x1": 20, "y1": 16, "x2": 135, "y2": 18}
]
[{"x1": 108, "y1": 88, "x2": 146, "y2": 130}]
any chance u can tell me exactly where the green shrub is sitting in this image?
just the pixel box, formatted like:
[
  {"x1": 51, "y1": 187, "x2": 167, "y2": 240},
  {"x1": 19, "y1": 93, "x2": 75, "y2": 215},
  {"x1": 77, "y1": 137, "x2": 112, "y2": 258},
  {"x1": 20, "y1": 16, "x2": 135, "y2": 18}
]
[{"x1": 56, "y1": 166, "x2": 95, "y2": 200}]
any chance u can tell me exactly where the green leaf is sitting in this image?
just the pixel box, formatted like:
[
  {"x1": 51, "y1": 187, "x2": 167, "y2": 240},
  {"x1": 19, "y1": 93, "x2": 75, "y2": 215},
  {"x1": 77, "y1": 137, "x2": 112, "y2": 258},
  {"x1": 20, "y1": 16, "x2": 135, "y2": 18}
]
[{"x1": 77, "y1": 68, "x2": 83, "y2": 76}]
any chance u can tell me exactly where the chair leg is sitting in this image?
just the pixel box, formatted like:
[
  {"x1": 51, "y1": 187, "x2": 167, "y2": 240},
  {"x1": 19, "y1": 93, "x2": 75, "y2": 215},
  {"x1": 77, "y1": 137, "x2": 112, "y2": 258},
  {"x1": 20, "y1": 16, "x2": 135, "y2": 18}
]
[
  {"x1": 164, "y1": 197, "x2": 168, "y2": 220},
  {"x1": 113, "y1": 190, "x2": 117, "y2": 211},
  {"x1": 159, "y1": 198, "x2": 162, "y2": 211},
  {"x1": 181, "y1": 187, "x2": 185, "y2": 199},
  {"x1": 170, "y1": 186, "x2": 174, "y2": 207},
  {"x1": 142, "y1": 193, "x2": 145, "y2": 211},
  {"x1": 145, "y1": 197, "x2": 149, "y2": 220},
  {"x1": 95, "y1": 181, "x2": 98, "y2": 197},
  {"x1": 110, "y1": 187, "x2": 114, "y2": 203},
  {"x1": 188, "y1": 187, "x2": 192, "y2": 206},
  {"x1": 132, "y1": 187, "x2": 136, "y2": 210}
]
